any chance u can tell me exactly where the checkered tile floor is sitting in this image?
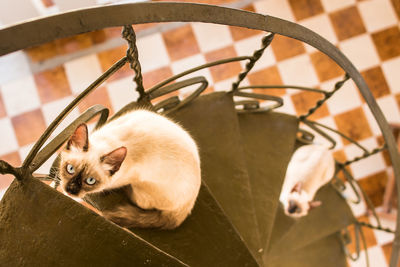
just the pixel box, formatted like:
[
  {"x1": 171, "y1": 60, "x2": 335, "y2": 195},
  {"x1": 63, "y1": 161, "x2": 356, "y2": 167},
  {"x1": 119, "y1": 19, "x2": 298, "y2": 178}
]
[{"x1": 0, "y1": 0, "x2": 400, "y2": 265}]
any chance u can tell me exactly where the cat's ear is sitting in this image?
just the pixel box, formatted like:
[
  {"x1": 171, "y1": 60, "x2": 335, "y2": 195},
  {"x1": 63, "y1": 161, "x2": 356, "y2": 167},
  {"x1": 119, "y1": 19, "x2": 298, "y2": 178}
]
[
  {"x1": 309, "y1": 200, "x2": 322, "y2": 210},
  {"x1": 101, "y1": 147, "x2": 127, "y2": 175},
  {"x1": 67, "y1": 124, "x2": 89, "y2": 152},
  {"x1": 291, "y1": 182, "x2": 303, "y2": 193}
]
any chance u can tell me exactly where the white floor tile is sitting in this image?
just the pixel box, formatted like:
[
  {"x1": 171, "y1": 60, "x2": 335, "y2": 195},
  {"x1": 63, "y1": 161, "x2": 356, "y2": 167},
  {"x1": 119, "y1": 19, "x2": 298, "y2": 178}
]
[
  {"x1": 326, "y1": 78, "x2": 362, "y2": 115},
  {"x1": 320, "y1": 0, "x2": 355, "y2": 12},
  {"x1": 370, "y1": 214, "x2": 396, "y2": 245},
  {"x1": 340, "y1": 34, "x2": 380, "y2": 71},
  {"x1": 106, "y1": 76, "x2": 139, "y2": 112},
  {"x1": 0, "y1": 51, "x2": 31, "y2": 84},
  {"x1": 349, "y1": 246, "x2": 388, "y2": 267},
  {"x1": 18, "y1": 143, "x2": 34, "y2": 164},
  {"x1": 192, "y1": 23, "x2": 233, "y2": 53},
  {"x1": 171, "y1": 54, "x2": 213, "y2": 85},
  {"x1": 234, "y1": 34, "x2": 276, "y2": 72},
  {"x1": 64, "y1": 54, "x2": 103, "y2": 94},
  {"x1": 1, "y1": 75, "x2": 40, "y2": 117},
  {"x1": 382, "y1": 56, "x2": 400, "y2": 94},
  {"x1": 363, "y1": 104, "x2": 382, "y2": 136},
  {"x1": 315, "y1": 116, "x2": 344, "y2": 149},
  {"x1": 377, "y1": 95, "x2": 400, "y2": 124},
  {"x1": 342, "y1": 181, "x2": 367, "y2": 217},
  {"x1": 213, "y1": 77, "x2": 237, "y2": 92},
  {"x1": 136, "y1": 33, "x2": 170, "y2": 73},
  {"x1": 0, "y1": 117, "x2": 19, "y2": 155},
  {"x1": 41, "y1": 96, "x2": 81, "y2": 137},
  {"x1": 358, "y1": 0, "x2": 398, "y2": 33},
  {"x1": 345, "y1": 139, "x2": 386, "y2": 179},
  {"x1": 254, "y1": 0, "x2": 295, "y2": 21},
  {"x1": 278, "y1": 54, "x2": 319, "y2": 87},
  {"x1": 300, "y1": 14, "x2": 338, "y2": 47}
]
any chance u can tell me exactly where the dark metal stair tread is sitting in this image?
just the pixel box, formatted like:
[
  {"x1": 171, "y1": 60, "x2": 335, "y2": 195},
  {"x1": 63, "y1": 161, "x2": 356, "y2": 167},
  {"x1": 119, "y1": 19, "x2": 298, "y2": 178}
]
[
  {"x1": 267, "y1": 184, "x2": 355, "y2": 260},
  {"x1": 89, "y1": 183, "x2": 258, "y2": 267},
  {"x1": 167, "y1": 91, "x2": 262, "y2": 261},
  {"x1": 237, "y1": 111, "x2": 299, "y2": 250},
  {"x1": 0, "y1": 177, "x2": 186, "y2": 267},
  {"x1": 267, "y1": 232, "x2": 348, "y2": 267}
]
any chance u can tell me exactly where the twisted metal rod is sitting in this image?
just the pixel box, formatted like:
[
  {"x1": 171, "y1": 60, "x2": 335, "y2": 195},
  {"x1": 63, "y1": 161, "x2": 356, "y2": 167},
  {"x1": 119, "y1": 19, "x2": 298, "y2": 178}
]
[
  {"x1": 299, "y1": 73, "x2": 350, "y2": 120},
  {"x1": 302, "y1": 119, "x2": 370, "y2": 153},
  {"x1": 340, "y1": 225, "x2": 361, "y2": 261},
  {"x1": 122, "y1": 25, "x2": 146, "y2": 101},
  {"x1": 359, "y1": 221, "x2": 395, "y2": 233},
  {"x1": 231, "y1": 33, "x2": 275, "y2": 91},
  {"x1": 343, "y1": 146, "x2": 387, "y2": 166},
  {"x1": 237, "y1": 84, "x2": 327, "y2": 94},
  {"x1": 147, "y1": 56, "x2": 251, "y2": 94}
]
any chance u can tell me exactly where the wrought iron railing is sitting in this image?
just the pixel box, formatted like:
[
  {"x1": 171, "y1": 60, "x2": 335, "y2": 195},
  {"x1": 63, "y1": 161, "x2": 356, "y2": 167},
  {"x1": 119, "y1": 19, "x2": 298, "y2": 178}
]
[{"x1": 0, "y1": 2, "x2": 399, "y2": 266}]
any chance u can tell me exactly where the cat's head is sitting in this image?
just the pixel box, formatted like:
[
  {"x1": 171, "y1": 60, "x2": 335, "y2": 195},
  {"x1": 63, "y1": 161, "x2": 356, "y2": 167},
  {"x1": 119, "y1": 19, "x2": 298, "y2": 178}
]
[
  {"x1": 283, "y1": 182, "x2": 322, "y2": 218},
  {"x1": 59, "y1": 123, "x2": 127, "y2": 198}
]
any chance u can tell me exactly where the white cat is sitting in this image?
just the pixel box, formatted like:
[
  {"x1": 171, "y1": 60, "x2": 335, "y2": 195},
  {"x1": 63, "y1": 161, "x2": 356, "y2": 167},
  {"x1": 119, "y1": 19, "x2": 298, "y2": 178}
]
[
  {"x1": 279, "y1": 144, "x2": 335, "y2": 218},
  {"x1": 59, "y1": 109, "x2": 201, "y2": 229}
]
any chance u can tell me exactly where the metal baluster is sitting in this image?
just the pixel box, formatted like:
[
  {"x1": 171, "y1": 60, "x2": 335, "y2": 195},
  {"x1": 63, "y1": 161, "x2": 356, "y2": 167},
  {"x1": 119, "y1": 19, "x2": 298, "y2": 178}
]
[{"x1": 122, "y1": 25, "x2": 147, "y2": 102}]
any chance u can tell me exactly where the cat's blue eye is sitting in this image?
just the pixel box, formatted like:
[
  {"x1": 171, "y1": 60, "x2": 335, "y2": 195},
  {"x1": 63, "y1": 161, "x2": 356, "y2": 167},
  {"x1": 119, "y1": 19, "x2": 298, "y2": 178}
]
[
  {"x1": 85, "y1": 177, "x2": 96, "y2": 185},
  {"x1": 66, "y1": 164, "x2": 75, "y2": 174}
]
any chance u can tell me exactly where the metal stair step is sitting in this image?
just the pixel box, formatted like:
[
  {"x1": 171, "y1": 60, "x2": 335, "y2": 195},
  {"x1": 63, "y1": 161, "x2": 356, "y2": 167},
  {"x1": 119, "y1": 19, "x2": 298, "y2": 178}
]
[
  {"x1": 267, "y1": 232, "x2": 348, "y2": 267},
  {"x1": 88, "y1": 182, "x2": 258, "y2": 267},
  {"x1": 168, "y1": 91, "x2": 262, "y2": 262},
  {"x1": 237, "y1": 111, "x2": 299, "y2": 252},
  {"x1": 266, "y1": 184, "x2": 355, "y2": 262},
  {"x1": 0, "y1": 177, "x2": 186, "y2": 267}
]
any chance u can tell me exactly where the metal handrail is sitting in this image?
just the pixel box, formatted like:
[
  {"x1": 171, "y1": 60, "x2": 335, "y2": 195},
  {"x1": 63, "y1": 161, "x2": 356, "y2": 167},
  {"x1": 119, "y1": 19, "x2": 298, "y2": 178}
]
[{"x1": 0, "y1": 2, "x2": 399, "y2": 266}]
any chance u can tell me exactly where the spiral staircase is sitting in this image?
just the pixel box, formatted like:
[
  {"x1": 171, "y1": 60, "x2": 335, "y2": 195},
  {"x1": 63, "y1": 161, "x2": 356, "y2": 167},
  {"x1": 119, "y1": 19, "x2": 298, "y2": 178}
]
[{"x1": 0, "y1": 2, "x2": 399, "y2": 267}]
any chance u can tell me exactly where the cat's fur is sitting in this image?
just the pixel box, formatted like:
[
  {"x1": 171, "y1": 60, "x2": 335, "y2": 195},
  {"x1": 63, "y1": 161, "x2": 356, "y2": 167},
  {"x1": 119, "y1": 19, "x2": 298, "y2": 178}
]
[
  {"x1": 279, "y1": 144, "x2": 334, "y2": 218},
  {"x1": 59, "y1": 109, "x2": 201, "y2": 229}
]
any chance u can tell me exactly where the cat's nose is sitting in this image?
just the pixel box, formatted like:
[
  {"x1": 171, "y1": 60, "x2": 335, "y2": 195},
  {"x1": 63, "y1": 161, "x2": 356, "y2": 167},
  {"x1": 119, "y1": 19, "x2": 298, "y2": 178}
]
[
  {"x1": 288, "y1": 200, "x2": 298, "y2": 214},
  {"x1": 66, "y1": 181, "x2": 80, "y2": 195}
]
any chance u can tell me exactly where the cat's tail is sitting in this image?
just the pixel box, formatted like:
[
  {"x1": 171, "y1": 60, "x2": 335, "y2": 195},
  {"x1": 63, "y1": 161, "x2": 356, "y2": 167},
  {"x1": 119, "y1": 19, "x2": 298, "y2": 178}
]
[{"x1": 102, "y1": 204, "x2": 179, "y2": 230}]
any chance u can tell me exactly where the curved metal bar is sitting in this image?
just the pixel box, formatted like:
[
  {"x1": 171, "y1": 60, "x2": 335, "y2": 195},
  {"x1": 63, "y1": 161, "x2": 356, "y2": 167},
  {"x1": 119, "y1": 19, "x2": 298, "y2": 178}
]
[
  {"x1": 340, "y1": 226, "x2": 361, "y2": 262},
  {"x1": 1, "y1": 3, "x2": 399, "y2": 264},
  {"x1": 296, "y1": 128, "x2": 315, "y2": 144},
  {"x1": 237, "y1": 85, "x2": 327, "y2": 94},
  {"x1": 147, "y1": 56, "x2": 250, "y2": 94},
  {"x1": 341, "y1": 166, "x2": 382, "y2": 227},
  {"x1": 0, "y1": 3, "x2": 268, "y2": 56},
  {"x1": 153, "y1": 96, "x2": 180, "y2": 112},
  {"x1": 234, "y1": 100, "x2": 260, "y2": 110},
  {"x1": 301, "y1": 120, "x2": 337, "y2": 149},
  {"x1": 22, "y1": 57, "x2": 127, "y2": 172},
  {"x1": 234, "y1": 91, "x2": 283, "y2": 113},
  {"x1": 337, "y1": 165, "x2": 362, "y2": 204},
  {"x1": 359, "y1": 224, "x2": 370, "y2": 267},
  {"x1": 149, "y1": 76, "x2": 208, "y2": 114},
  {"x1": 29, "y1": 105, "x2": 109, "y2": 173},
  {"x1": 303, "y1": 119, "x2": 369, "y2": 153}
]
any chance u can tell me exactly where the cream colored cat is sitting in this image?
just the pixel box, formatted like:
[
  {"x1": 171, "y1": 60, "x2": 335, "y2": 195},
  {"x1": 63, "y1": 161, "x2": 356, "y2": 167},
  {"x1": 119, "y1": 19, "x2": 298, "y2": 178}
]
[
  {"x1": 279, "y1": 144, "x2": 334, "y2": 218},
  {"x1": 59, "y1": 109, "x2": 201, "y2": 229}
]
